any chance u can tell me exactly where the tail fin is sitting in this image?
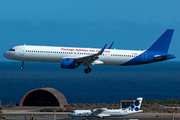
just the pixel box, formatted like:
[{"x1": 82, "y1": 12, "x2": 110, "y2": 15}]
[
  {"x1": 126, "y1": 97, "x2": 143, "y2": 112},
  {"x1": 147, "y1": 29, "x2": 174, "y2": 53}
]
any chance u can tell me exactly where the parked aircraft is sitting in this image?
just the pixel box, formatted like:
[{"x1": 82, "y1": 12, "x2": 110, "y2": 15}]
[
  {"x1": 3, "y1": 29, "x2": 175, "y2": 73},
  {"x1": 68, "y1": 97, "x2": 143, "y2": 119}
]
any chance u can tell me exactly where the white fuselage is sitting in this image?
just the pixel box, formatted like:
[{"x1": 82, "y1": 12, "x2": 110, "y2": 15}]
[
  {"x1": 3, "y1": 45, "x2": 143, "y2": 66},
  {"x1": 69, "y1": 109, "x2": 143, "y2": 118},
  {"x1": 3, "y1": 30, "x2": 176, "y2": 73},
  {"x1": 69, "y1": 97, "x2": 143, "y2": 118}
]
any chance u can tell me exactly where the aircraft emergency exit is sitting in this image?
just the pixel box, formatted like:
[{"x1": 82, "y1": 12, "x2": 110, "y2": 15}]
[
  {"x1": 3, "y1": 29, "x2": 176, "y2": 73},
  {"x1": 68, "y1": 97, "x2": 143, "y2": 119}
]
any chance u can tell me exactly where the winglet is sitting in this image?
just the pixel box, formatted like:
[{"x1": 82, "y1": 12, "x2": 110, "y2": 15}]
[
  {"x1": 147, "y1": 29, "x2": 174, "y2": 53},
  {"x1": 107, "y1": 42, "x2": 114, "y2": 49},
  {"x1": 99, "y1": 44, "x2": 107, "y2": 53}
]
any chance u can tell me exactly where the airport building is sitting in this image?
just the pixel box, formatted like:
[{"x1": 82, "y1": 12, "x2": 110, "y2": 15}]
[
  {"x1": 19, "y1": 87, "x2": 67, "y2": 106},
  {"x1": 120, "y1": 99, "x2": 135, "y2": 109}
]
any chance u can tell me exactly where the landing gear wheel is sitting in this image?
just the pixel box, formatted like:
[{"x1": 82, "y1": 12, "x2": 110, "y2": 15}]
[
  {"x1": 84, "y1": 69, "x2": 88, "y2": 73},
  {"x1": 84, "y1": 67, "x2": 91, "y2": 74},
  {"x1": 88, "y1": 67, "x2": 91, "y2": 72},
  {"x1": 20, "y1": 61, "x2": 24, "y2": 70},
  {"x1": 20, "y1": 66, "x2": 24, "y2": 70}
]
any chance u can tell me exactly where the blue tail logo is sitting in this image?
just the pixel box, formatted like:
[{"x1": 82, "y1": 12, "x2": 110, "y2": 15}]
[
  {"x1": 147, "y1": 29, "x2": 174, "y2": 53},
  {"x1": 123, "y1": 29, "x2": 176, "y2": 65}
]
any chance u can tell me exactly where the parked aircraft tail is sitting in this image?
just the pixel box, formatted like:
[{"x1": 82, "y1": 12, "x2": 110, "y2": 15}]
[
  {"x1": 147, "y1": 29, "x2": 174, "y2": 53},
  {"x1": 124, "y1": 97, "x2": 143, "y2": 112}
]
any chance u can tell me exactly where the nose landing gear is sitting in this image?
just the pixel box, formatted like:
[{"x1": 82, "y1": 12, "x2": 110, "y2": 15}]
[
  {"x1": 20, "y1": 61, "x2": 24, "y2": 70},
  {"x1": 84, "y1": 66, "x2": 91, "y2": 74}
]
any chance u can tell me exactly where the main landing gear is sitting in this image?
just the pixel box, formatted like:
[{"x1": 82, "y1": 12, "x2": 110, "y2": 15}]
[
  {"x1": 20, "y1": 61, "x2": 24, "y2": 70},
  {"x1": 84, "y1": 66, "x2": 91, "y2": 74}
]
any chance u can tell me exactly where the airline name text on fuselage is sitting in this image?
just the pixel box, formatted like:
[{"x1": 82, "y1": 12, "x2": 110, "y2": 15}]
[{"x1": 61, "y1": 48, "x2": 110, "y2": 53}]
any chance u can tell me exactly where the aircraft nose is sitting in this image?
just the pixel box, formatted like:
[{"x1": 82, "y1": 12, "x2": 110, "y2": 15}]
[
  {"x1": 3, "y1": 52, "x2": 8, "y2": 58},
  {"x1": 3, "y1": 51, "x2": 11, "y2": 59}
]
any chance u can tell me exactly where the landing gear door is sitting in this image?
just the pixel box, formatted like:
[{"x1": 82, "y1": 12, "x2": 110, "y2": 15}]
[{"x1": 19, "y1": 46, "x2": 24, "y2": 56}]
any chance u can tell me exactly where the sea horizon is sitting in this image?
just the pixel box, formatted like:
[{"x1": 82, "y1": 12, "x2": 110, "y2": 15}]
[{"x1": 0, "y1": 61, "x2": 180, "y2": 105}]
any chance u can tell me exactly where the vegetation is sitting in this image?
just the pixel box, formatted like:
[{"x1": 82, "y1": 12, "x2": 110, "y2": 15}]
[
  {"x1": 24, "y1": 114, "x2": 37, "y2": 120},
  {"x1": 142, "y1": 97, "x2": 180, "y2": 105},
  {"x1": 40, "y1": 98, "x2": 180, "y2": 113},
  {"x1": 0, "y1": 107, "x2": 6, "y2": 120}
]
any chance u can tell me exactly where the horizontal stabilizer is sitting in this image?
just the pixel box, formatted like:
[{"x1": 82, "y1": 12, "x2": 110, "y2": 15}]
[
  {"x1": 154, "y1": 55, "x2": 170, "y2": 59},
  {"x1": 147, "y1": 29, "x2": 174, "y2": 53}
]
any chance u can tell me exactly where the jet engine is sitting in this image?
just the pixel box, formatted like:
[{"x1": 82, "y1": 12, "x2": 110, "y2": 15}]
[
  {"x1": 91, "y1": 109, "x2": 97, "y2": 112},
  {"x1": 61, "y1": 59, "x2": 78, "y2": 69}
]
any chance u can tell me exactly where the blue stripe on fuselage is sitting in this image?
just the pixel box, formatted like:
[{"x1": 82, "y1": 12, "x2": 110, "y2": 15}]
[{"x1": 121, "y1": 51, "x2": 176, "y2": 66}]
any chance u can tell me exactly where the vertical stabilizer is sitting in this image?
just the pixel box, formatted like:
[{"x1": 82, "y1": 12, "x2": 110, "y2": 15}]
[
  {"x1": 124, "y1": 97, "x2": 143, "y2": 112},
  {"x1": 147, "y1": 29, "x2": 174, "y2": 53}
]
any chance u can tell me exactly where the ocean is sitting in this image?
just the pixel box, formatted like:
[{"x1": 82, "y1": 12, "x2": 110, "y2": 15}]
[{"x1": 0, "y1": 61, "x2": 180, "y2": 105}]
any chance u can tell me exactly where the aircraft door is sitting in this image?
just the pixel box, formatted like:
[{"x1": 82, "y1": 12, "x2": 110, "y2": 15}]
[
  {"x1": 105, "y1": 53, "x2": 109, "y2": 59},
  {"x1": 19, "y1": 47, "x2": 24, "y2": 56},
  {"x1": 142, "y1": 52, "x2": 147, "y2": 61}
]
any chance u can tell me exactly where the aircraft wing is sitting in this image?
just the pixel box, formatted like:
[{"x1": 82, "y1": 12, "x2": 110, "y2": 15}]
[
  {"x1": 97, "y1": 114, "x2": 110, "y2": 118},
  {"x1": 92, "y1": 108, "x2": 109, "y2": 119},
  {"x1": 69, "y1": 44, "x2": 107, "y2": 66},
  {"x1": 96, "y1": 108, "x2": 108, "y2": 112},
  {"x1": 91, "y1": 108, "x2": 108, "y2": 113}
]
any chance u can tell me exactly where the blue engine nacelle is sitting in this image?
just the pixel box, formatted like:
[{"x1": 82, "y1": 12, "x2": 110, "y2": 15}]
[{"x1": 61, "y1": 59, "x2": 78, "y2": 69}]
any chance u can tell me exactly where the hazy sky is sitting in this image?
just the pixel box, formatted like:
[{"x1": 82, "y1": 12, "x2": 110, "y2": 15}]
[{"x1": 1, "y1": 0, "x2": 180, "y2": 61}]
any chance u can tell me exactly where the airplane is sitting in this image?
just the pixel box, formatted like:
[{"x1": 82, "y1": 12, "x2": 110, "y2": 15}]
[
  {"x1": 3, "y1": 29, "x2": 176, "y2": 74},
  {"x1": 68, "y1": 97, "x2": 143, "y2": 119}
]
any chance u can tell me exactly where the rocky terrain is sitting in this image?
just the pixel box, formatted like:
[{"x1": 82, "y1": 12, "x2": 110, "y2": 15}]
[{"x1": 40, "y1": 103, "x2": 180, "y2": 113}]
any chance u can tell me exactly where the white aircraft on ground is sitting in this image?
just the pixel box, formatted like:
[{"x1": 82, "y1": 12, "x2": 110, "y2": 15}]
[
  {"x1": 68, "y1": 97, "x2": 143, "y2": 119},
  {"x1": 3, "y1": 29, "x2": 176, "y2": 73}
]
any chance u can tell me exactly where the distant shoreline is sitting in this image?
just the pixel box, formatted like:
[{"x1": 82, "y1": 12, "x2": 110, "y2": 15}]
[
  {"x1": 2, "y1": 105, "x2": 180, "y2": 118},
  {"x1": 1, "y1": 103, "x2": 180, "y2": 114}
]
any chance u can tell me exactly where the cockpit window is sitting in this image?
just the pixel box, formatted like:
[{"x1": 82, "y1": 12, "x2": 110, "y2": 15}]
[
  {"x1": 9, "y1": 48, "x2": 15, "y2": 51},
  {"x1": 72, "y1": 111, "x2": 75, "y2": 113}
]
